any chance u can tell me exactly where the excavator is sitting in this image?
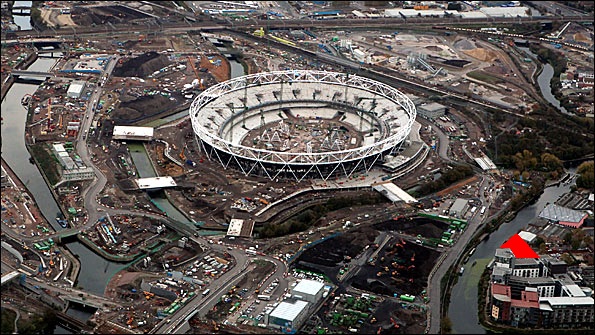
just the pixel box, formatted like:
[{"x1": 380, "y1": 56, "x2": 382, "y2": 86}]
[
  {"x1": 211, "y1": 320, "x2": 219, "y2": 331},
  {"x1": 126, "y1": 314, "x2": 134, "y2": 325},
  {"x1": 143, "y1": 291, "x2": 154, "y2": 300}
]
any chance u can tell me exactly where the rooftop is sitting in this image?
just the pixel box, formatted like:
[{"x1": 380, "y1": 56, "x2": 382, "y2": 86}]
[
  {"x1": 135, "y1": 176, "x2": 177, "y2": 190},
  {"x1": 540, "y1": 296, "x2": 594, "y2": 307},
  {"x1": 518, "y1": 231, "x2": 537, "y2": 243},
  {"x1": 491, "y1": 283, "x2": 511, "y2": 302},
  {"x1": 293, "y1": 279, "x2": 325, "y2": 296},
  {"x1": 539, "y1": 203, "x2": 587, "y2": 226},
  {"x1": 269, "y1": 299, "x2": 309, "y2": 322},
  {"x1": 112, "y1": 126, "x2": 154, "y2": 139},
  {"x1": 226, "y1": 219, "x2": 244, "y2": 236},
  {"x1": 372, "y1": 182, "x2": 417, "y2": 203}
]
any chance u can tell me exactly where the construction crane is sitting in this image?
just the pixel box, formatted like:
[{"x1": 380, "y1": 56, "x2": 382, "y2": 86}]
[
  {"x1": 179, "y1": 144, "x2": 186, "y2": 161},
  {"x1": 187, "y1": 56, "x2": 200, "y2": 81},
  {"x1": 46, "y1": 98, "x2": 52, "y2": 131}
]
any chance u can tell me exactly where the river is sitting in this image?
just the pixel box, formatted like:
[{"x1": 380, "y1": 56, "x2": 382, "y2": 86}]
[
  {"x1": 1, "y1": 56, "x2": 126, "y2": 334},
  {"x1": 12, "y1": 1, "x2": 32, "y2": 31},
  {"x1": 447, "y1": 176, "x2": 575, "y2": 334},
  {"x1": 518, "y1": 46, "x2": 571, "y2": 116}
]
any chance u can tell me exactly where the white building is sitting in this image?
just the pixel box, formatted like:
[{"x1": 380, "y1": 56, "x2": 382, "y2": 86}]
[
  {"x1": 112, "y1": 126, "x2": 154, "y2": 141},
  {"x1": 265, "y1": 299, "x2": 309, "y2": 331},
  {"x1": 66, "y1": 81, "x2": 86, "y2": 99},
  {"x1": 291, "y1": 279, "x2": 324, "y2": 303},
  {"x1": 449, "y1": 198, "x2": 469, "y2": 218},
  {"x1": 352, "y1": 48, "x2": 366, "y2": 63}
]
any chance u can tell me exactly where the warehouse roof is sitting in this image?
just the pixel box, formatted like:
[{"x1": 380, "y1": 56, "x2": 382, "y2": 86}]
[
  {"x1": 450, "y1": 198, "x2": 469, "y2": 213},
  {"x1": 293, "y1": 279, "x2": 324, "y2": 296},
  {"x1": 269, "y1": 299, "x2": 309, "y2": 322},
  {"x1": 539, "y1": 204, "x2": 587, "y2": 225}
]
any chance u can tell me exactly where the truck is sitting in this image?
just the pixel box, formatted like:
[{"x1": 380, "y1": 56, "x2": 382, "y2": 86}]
[{"x1": 246, "y1": 249, "x2": 257, "y2": 256}]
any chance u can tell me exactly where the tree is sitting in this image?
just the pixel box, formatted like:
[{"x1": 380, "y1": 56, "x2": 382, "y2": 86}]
[
  {"x1": 540, "y1": 153, "x2": 563, "y2": 172},
  {"x1": 539, "y1": 243, "x2": 548, "y2": 254},
  {"x1": 576, "y1": 161, "x2": 594, "y2": 189},
  {"x1": 441, "y1": 317, "x2": 453, "y2": 334}
]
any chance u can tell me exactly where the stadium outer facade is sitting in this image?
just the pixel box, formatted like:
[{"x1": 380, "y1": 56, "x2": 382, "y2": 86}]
[{"x1": 189, "y1": 70, "x2": 416, "y2": 181}]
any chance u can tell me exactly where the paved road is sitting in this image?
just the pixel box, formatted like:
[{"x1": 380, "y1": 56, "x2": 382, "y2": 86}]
[
  {"x1": 426, "y1": 175, "x2": 494, "y2": 333},
  {"x1": 152, "y1": 247, "x2": 287, "y2": 334},
  {"x1": 1, "y1": 303, "x2": 20, "y2": 334}
]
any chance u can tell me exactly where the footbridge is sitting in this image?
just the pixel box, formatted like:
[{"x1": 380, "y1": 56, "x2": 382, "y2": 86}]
[
  {"x1": 62, "y1": 294, "x2": 119, "y2": 309},
  {"x1": 55, "y1": 310, "x2": 93, "y2": 333},
  {"x1": 11, "y1": 70, "x2": 54, "y2": 78}
]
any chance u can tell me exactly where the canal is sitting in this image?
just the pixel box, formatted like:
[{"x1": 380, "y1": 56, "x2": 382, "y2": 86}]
[
  {"x1": 1, "y1": 56, "x2": 127, "y2": 333},
  {"x1": 448, "y1": 175, "x2": 576, "y2": 333},
  {"x1": 12, "y1": 1, "x2": 32, "y2": 31}
]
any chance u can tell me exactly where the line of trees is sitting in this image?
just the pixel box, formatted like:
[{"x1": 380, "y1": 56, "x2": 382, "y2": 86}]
[
  {"x1": 415, "y1": 165, "x2": 474, "y2": 196},
  {"x1": 257, "y1": 193, "x2": 386, "y2": 238}
]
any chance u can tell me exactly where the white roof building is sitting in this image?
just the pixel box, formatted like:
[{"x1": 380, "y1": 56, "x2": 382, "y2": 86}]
[
  {"x1": 67, "y1": 81, "x2": 86, "y2": 99},
  {"x1": 373, "y1": 182, "x2": 417, "y2": 203},
  {"x1": 480, "y1": 6, "x2": 530, "y2": 18},
  {"x1": 266, "y1": 299, "x2": 309, "y2": 330},
  {"x1": 112, "y1": 126, "x2": 154, "y2": 141},
  {"x1": 518, "y1": 231, "x2": 537, "y2": 244},
  {"x1": 292, "y1": 279, "x2": 325, "y2": 303},
  {"x1": 135, "y1": 177, "x2": 177, "y2": 190},
  {"x1": 227, "y1": 219, "x2": 244, "y2": 236}
]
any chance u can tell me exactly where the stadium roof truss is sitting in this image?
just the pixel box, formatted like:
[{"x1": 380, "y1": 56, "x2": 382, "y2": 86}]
[{"x1": 190, "y1": 70, "x2": 416, "y2": 181}]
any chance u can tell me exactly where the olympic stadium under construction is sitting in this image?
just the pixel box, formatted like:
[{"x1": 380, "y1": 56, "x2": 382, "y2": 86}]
[{"x1": 189, "y1": 70, "x2": 416, "y2": 181}]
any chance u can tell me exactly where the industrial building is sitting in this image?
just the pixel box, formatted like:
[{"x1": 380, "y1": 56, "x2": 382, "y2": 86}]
[
  {"x1": 66, "y1": 81, "x2": 86, "y2": 99},
  {"x1": 449, "y1": 198, "x2": 469, "y2": 218},
  {"x1": 538, "y1": 204, "x2": 588, "y2": 228},
  {"x1": 417, "y1": 102, "x2": 447, "y2": 119},
  {"x1": 265, "y1": 299, "x2": 310, "y2": 331},
  {"x1": 291, "y1": 279, "x2": 325, "y2": 303},
  {"x1": 51, "y1": 143, "x2": 95, "y2": 182},
  {"x1": 112, "y1": 126, "x2": 154, "y2": 141}
]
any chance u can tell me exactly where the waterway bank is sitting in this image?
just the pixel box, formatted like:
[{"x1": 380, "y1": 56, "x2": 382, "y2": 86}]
[
  {"x1": 1, "y1": 60, "x2": 125, "y2": 299},
  {"x1": 447, "y1": 172, "x2": 575, "y2": 334}
]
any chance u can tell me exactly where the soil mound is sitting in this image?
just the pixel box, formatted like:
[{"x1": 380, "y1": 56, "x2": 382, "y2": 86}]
[
  {"x1": 111, "y1": 94, "x2": 180, "y2": 125},
  {"x1": 113, "y1": 52, "x2": 172, "y2": 78},
  {"x1": 573, "y1": 33, "x2": 589, "y2": 42},
  {"x1": 462, "y1": 48, "x2": 499, "y2": 62}
]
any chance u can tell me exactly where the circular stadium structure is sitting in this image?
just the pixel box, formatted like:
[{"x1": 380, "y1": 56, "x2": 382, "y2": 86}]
[{"x1": 189, "y1": 70, "x2": 416, "y2": 181}]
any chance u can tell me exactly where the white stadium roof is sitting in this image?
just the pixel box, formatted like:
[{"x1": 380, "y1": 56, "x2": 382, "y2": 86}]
[
  {"x1": 135, "y1": 176, "x2": 177, "y2": 190},
  {"x1": 293, "y1": 279, "x2": 324, "y2": 296},
  {"x1": 269, "y1": 299, "x2": 309, "y2": 322}
]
